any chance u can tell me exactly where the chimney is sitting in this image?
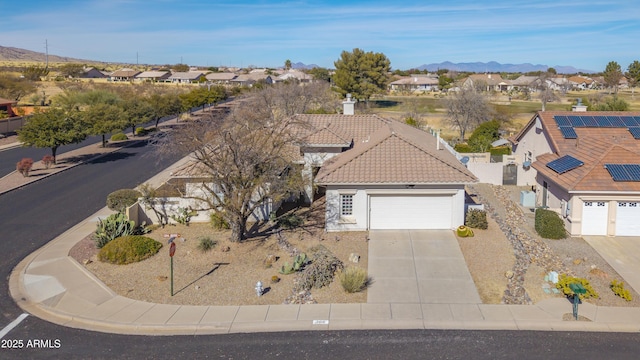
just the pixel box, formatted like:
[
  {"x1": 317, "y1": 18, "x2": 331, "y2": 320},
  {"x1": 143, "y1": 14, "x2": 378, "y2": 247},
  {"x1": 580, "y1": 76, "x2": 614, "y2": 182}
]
[
  {"x1": 572, "y1": 98, "x2": 587, "y2": 112},
  {"x1": 436, "y1": 131, "x2": 441, "y2": 150},
  {"x1": 342, "y1": 93, "x2": 355, "y2": 115}
]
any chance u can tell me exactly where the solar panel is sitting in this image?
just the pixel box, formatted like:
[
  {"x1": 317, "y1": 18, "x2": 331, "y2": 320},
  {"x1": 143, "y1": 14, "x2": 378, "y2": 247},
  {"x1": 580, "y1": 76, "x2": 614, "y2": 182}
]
[
  {"x1": 559, "y1": 126, "x2": 577, "y2": 139},
  {"x1": 595, "y1": 116, "x2": 612, "y2": 127},
  {"x1": 581, "y1": 116, "x2": 597, "y2": 127},
  {"x1": 605, "y1": 164, "x2": 640, "y2": 181},
  {"x1": 569, "y1": 116, "x2": 584, "y2": 127},
  {"x1": 554, "y1": 116, "x2": 571, "y2": 127},
  {"x1": 629, "y1": 127, "x2": 640, "y2": 139},
  {"x1": 621, "y1": 116, "x2": 637, "y2": 127},
  {"x1": 547, "y1": 155, "x2": 584, "y2": 174},
  {"x1": 608, "y1": 116, "x2": 625, "y2": 127}
]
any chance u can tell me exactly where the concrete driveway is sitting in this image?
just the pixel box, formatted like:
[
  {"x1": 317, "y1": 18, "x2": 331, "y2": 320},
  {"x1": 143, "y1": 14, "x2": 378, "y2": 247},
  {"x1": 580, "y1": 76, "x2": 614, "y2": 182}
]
[
  {"x1": 367, "y1": 230, "x2": 481, "y2": 304},
  {"x1": 583, "y1": 236, "x2": 640, "y2": 295}
]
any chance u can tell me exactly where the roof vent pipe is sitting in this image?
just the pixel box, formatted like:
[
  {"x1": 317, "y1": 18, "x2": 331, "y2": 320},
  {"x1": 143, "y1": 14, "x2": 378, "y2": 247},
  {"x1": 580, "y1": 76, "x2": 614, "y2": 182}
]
[{"x1": 436, "y1": 131, "x2": 441, "y2": 150}]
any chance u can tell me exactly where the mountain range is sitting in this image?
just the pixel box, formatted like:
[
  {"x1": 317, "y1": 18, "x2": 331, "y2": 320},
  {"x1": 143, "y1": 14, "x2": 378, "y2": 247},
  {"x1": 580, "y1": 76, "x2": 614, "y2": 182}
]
[
  {"x1": 1, "y1": 45, "x2": 595, "y2": 74},
  {"x1": 415, "y1": 61, "x2": 595, "y2": 74}
]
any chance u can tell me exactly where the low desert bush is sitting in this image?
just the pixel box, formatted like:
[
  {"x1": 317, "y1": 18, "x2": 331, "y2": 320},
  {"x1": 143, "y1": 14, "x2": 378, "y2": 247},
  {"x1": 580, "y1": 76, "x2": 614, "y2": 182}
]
[
  {"x1": 106, "y1": 189, "x2": 142, "y2": 212},
  {"x1": 339, "y1": 267, "x2": 369, "y2": 293},
  {"x1": 110, "y1": 133, "x2": 128, "y2": 141},
  {"x1": 465, "y1": 209, "x2": 488, "y2": 229},
  {"x1": 210, "y1": 211, "x2": 230, "y2": 229},
  {"x1": 295, "y1": 245, "x2": 343, "y2": 290},
  {"x1": 556, "y1": 274, "x2": 598, "y2": 300},
  {"x1": 98, "y1": 235, "x2": 162, "y2": 265},
  {"x1": 135, "y1": 127, "x2": 147, "y2": 136},
  {"x1": 277, "y1": 213, "x2": 304, "y2": 229},
  {"x1": 42, "y1": 154, "x2": 55, "y2": 169},
  {"x1": 197, "y1": 236, "x2": 217, "y2": 253},
  {"x1": 454, "y1": 143, "x2": 472, "y2": 153},
  {"x1": 16, "y1": 158, "x2": 34, "y2": 177},
  {"x1": 535, "y1": 208, "x2": 566, "y2": 239},
  {"x1": 610, "y1": 280, "x2": 633, "y2": 301}
]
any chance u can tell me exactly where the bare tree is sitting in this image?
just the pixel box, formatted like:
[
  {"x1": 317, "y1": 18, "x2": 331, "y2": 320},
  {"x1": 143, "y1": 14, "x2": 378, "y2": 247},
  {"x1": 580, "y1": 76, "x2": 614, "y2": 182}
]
[
  {"x1": 156, "y1": 83, "x2": 335, "y2": 242},
  {"x1": 443, "y1": 88, "x2": 492, "y2": 141},
  {"x1": 537, "y1": 72, "x2": 560, "y2": 111}
]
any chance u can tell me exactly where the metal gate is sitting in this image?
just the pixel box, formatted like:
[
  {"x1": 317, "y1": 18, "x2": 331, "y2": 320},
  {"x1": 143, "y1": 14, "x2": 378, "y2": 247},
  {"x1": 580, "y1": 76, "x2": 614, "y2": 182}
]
[{"x1": 502, "y1": 164, "x2": 517, "y2": 185}]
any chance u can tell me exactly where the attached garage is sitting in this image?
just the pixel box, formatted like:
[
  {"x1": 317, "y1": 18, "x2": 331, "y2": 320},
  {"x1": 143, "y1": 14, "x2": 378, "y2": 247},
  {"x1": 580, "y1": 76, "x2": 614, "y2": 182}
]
[
  {"x1": 369, "y1": 195, "x2": 453, "y2": 230},
  {"x1": 582, "y1": 201, "x2": 609, "y2": 235},
  {"x1": 616, "y1": 201, "x2": 640, "y2": 236}
]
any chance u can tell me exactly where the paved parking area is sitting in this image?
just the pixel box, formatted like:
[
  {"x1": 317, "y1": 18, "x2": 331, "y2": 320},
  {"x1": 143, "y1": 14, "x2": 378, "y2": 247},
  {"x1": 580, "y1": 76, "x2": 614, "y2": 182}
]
[
  {"x1": 583, "y1": 236, "x2": 640, "y2": 295},
  {"x1": 367, "y1": 230, "x2": 482, "y2": 304}
]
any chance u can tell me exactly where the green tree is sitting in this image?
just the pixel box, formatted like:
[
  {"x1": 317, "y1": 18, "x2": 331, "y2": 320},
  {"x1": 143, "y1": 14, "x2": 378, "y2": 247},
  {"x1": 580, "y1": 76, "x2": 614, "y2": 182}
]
[
  {"x1": 443, "y1": 88, "x2": 492, "y2": 140},
  {"x1": 284, "y1": 59, "x2": 292, "y2": 70},
  {"x1": 333, "y1": 48, "x2": 390, "y2": 104},
  {"x1": 17, "y1": 108, "x2": 87, "y2": 163},
  {"x1": 468, "y1": 120, "x2": 500, "y2": 152},
  {"x1": 122, "y1": 97, "x2": 153, "y2": 136},
  {"x1": 0, "y1": 74, "x2": 37, "y2": 101},
  {"x1": 84, "y1": 103, "x2": 127, "y2": 147},
  {"x1": 592, "y1": 96, "x2": 629, "y2": 111},
  {"x1": 148, "y1": 92, "x2": 182, "y2": 128},
  {"x1": 603, "y1": 61, "x2": 623, "y2": 93},
  {"x1": 626, "y1": 60, "x2": 640, "y2": 97},
  {"x1": 306, "y1": 67, "x2": 331, "y2": 82},
  {"x1": 22, "y1": 65, "x2": 49, "y2": 81},
  {"x1": 58, "y1": 63, "x2": 85, "y2": 78}
]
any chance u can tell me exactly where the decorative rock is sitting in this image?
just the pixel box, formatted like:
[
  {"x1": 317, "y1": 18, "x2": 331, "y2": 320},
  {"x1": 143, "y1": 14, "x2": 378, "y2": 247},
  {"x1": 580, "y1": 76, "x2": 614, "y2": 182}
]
[
  {"x1": 264, "y1": 254, "x2": 277, "y2": 268},
  {"x1": 221, "y1": 246, "x2": 231, "y2": 252},
  {"x1": 83, "y1": 259, "x2": 92, "y2": 265},
  {"x1": 348, "y1": 253, "x2": 360, "y2": 263},
  {"x1": 573, "y1": 258, "x2": 582, "y2": 265},
  {"x1": 504, "y1": 270, "x2": 514, "y2": 279}
]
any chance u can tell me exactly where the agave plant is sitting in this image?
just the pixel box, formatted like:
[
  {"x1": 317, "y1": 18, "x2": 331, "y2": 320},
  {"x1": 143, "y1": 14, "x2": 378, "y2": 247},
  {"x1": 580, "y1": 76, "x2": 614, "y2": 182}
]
[{"x1": 93, "y1": 212, "x2": 138, "y2": 248}]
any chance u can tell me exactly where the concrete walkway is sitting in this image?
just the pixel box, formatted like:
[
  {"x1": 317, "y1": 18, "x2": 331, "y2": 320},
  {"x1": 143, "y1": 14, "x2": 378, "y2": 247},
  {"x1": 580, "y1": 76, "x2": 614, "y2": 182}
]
[{"x1": 5, "y1": 130, "x2": 640, "y2": 334}]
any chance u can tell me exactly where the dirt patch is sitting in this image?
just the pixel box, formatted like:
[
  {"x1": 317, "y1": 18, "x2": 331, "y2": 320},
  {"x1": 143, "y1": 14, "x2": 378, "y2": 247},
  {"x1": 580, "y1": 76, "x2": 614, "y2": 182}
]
[{"x1": 70, "y1": 220, "x2": 368, "y2": 306}]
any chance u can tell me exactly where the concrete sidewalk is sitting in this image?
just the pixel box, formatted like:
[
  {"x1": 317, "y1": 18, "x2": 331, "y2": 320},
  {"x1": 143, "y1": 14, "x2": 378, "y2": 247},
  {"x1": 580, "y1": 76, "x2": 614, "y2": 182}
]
[{"x1": 5, "y1": 124, "x2": 640, "y2": 334}]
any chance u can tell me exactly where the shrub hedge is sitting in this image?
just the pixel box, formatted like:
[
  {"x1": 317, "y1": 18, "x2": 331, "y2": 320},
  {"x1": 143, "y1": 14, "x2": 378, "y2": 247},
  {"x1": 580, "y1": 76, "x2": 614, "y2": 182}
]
[
  {"x1": 98, "y1": 235, "x2": 162, "y2": 265},
  {"x1": 106, "y1": 189, "x2": 142, "y2": 212},
  {"x1": 534, "y1": 208, "x2": 566, "y2": 239},
  {"x1": 110, "y1": 133, "x2": 128, "y2": 141},
  {"x1": 465, "y1": 209, "x2": 488, "y2": 229}
]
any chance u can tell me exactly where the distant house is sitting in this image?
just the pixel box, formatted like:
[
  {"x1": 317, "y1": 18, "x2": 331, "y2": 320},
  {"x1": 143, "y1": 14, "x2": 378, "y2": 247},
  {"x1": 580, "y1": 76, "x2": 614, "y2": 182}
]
[
  {"x1": 136, "y1": 70, "x2": 170, "y2": 82},
  {"x1": 0, "y1": 97, "x2": 17, "y2": 117},
  {"x1": 110, "y1": 68, "x2": 141, "y2": 82},
  {"x1": 463, "y1": 74, "x2": 511, "y2": 92},
  {"x1": 389, "y1": 74, "x2": 439, "y2": 93},
  {"x1": 510, "y1": 110, "x2": 640, "y2": 236},
  {"x1": 168, "y1": 71, "x2": 206, "y2": 84},
  {"x1": 510, "y1": 75, "x2": 540, "y2": 92},
  {"x1": 82, "y1": 67, "x2": 108, "y2": 79},
  {"x1": 230, "y1": 73, "x2": 273, "y2": 87},
  {"x1": 275, "y1": 70, "x2": 313, "y2": 83},
  {"x1": 568, "y1": 75, "x2": 595, "y2": 90},
  {"x1": 205, "y1": 72, "x2": 238, "y2": 84}
]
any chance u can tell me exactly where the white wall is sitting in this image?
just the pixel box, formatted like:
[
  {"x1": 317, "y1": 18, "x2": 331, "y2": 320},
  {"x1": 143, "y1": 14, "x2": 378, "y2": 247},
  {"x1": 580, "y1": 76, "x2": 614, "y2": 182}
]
[
  {"x1": 466, "y1": 163, "x2": 503, "y2": 185},
  {"x1": 512, "y1": 116, "x2": 554, "y2": 186}
]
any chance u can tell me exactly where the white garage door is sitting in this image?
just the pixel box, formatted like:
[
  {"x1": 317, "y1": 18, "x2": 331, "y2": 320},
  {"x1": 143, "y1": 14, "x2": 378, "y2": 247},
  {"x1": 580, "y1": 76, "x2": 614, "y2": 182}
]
[
  {"x1": 369, "y1": 195, "x2": 453, "y2": 230},
  {"x1": 582, "y1": 201, "x2": 609, "y2": 235},
  {"x1": 616, "y1": 202, "x2": 640, "y2": 236}
]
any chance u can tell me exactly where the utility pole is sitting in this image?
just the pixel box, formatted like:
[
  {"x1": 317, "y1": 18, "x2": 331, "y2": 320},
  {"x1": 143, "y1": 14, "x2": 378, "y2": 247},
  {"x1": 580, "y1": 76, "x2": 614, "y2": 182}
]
[
  {"x1": 136, "y1": 52, "x2": 139, "y2": 65},
  {"x1": 45, "y1": 39, "x2": 49, "y2": 69}
]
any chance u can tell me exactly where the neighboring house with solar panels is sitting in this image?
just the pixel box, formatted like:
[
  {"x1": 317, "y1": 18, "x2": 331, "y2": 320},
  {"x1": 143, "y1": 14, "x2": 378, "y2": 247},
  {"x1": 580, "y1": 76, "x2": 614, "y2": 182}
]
[{"x1": 510, "y1": 110, "x2": 640, "y2": 237}]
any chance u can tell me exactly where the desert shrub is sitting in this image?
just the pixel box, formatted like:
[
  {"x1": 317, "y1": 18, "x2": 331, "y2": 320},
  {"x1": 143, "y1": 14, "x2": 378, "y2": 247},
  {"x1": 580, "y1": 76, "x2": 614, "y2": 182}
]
[
  {"x1": 170, "y1": 207, "x2": 197, "y2": 226},
  {"x1": 339, "y1": 266, "x2": 369, "y2": 293},
  {"x1": 210, "y1": 211, "x2": 230, "y2": 229},
  {"x1": 110, "y1": 133, "x2": 128, "y2": 141},
  {"x1": 135, "y1": 127, "x2": 147, "y2": 136},
  {"x1": 106, "y1": 189, "x2": 142, "y2": 212},
  {"x1": 465, "y1": 208, "x2": 488, "y2": 229},
  {"x1": 294, "y1": 245, "x2": 344, "y2": 290},
  {"x1": 16, "y1": 158, "x2": 34, "y2": 177},
  {"x1": 277, "y1": 213, "x2": 304, "y2": 229},
  {"x1": 454, "y1": 143, "x2": 473, "y2": 153},
  {"x1": 556, "y1": 274, "x2": 598, "y2": 300},
  {"x1": 271, "y1": 275, "x2": 280, "y2": 284},
  {"x1": 93, "y1": 212, "x2": 142, "y2": 248},
  {"x1": 534, "y1": 208, "x2": 566, "y2": 239},
  {"x1": 197, "y1": 236, "x2": 217, "y2": 253},
  {"x1": 610, "y1": 280, "x2": 633, "y2": 301},
  {"x1": 42, "y1": 154, "x2": 55, "y2": 169},
  {"x1": 279, "y1": 253, "x2": 308, "y2": 275},
  {"x1": 98, "y1": 235, "x2": 162, "y2": 264}
]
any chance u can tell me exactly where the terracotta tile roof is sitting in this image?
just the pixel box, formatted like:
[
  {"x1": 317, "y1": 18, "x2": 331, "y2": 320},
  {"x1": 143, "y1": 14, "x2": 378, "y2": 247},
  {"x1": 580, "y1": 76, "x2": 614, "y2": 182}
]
[
  {"x1": 110, "y1": 68, "x2": 140, "y2": 77},
  {"x1": 315, "y1": 120, "x2": 477, "y2": 185},
  {"x1": 524, "y1": 111, "x2": 640, "y2": 192},
  {"x1": 0, "y1": 97, "x2": 16, "y2": 105},
  {"x1": 293, "y1": 114, "x2": 394, "y2": 145},
  {"x1": 300, "y1": 125, "x2": 351, "y2": 147}
]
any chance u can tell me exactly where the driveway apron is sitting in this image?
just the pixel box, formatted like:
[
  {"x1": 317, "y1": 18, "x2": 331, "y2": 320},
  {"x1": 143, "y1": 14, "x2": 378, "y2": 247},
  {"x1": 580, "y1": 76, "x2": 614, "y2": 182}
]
[
  {"x1": 367, "y1": 230, "x2": 481, "y2": 304},
  {"x1": 583, "y1": 236, "x2": 640, "y2": 295}
]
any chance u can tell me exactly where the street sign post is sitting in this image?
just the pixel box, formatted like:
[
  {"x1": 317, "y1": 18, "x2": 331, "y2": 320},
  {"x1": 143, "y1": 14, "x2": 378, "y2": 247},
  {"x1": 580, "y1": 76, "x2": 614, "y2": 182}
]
[{"x1": 169, "y1": 242, "x2": 176, "y2": 296}]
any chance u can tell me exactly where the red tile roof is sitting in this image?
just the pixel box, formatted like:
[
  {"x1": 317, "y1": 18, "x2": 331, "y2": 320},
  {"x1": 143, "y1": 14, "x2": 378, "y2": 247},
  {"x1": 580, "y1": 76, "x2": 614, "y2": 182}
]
[{"x1": 524, "y1": 111, "x2": 640, "y2": 192}]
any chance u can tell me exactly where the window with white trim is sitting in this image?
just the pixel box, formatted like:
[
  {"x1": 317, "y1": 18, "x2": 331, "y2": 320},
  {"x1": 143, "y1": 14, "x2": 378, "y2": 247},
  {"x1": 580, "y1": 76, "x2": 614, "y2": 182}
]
[{"x1": 340, "y1": 194, "x2": 353, "y2": 216}]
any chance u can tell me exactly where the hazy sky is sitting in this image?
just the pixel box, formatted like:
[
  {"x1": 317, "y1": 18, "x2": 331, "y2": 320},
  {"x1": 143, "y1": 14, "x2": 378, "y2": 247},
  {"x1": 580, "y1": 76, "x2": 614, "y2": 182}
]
[{"x1": 3, "y1": 0, "x2": 639, "y2": 72}]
